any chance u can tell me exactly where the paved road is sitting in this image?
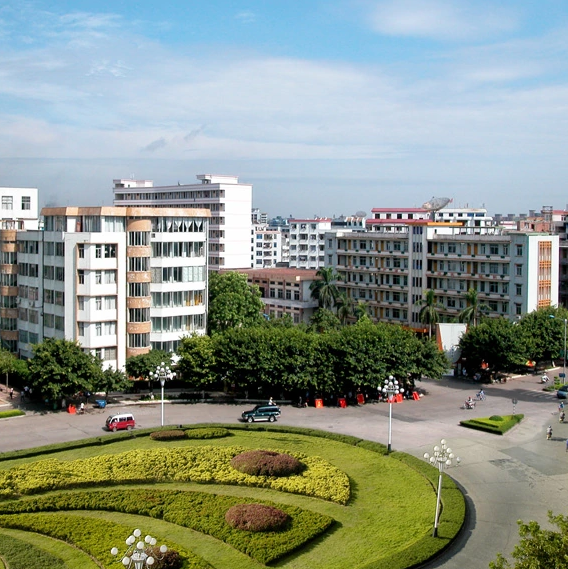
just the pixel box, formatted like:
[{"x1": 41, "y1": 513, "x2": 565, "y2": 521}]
[{"x1": 1, "y1": 373, "x2": 566, "y2": 569}]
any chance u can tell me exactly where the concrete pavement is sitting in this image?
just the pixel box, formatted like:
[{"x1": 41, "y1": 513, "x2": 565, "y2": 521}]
[{"x1": 0, "y1": 373, "x2": 566, "y2": 569}]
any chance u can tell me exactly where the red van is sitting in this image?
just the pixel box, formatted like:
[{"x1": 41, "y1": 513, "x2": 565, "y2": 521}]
[{"x1": 105, "y1": 413, "x2": 135, "y2": 432}]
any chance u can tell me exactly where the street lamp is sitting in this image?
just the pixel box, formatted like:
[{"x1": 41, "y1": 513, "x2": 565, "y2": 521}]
[
  {"x1": 382, "y1": 376, "x2": 403, "y2": 453},
  {"x1": 149, "y1": 362, "x2": 175, "y2": 427},
  {"x1": 111, "y1": 528, "x2": 167, "y2": 568},
  {"x1": 423, "y1": 439, "x2": 461, "y2": 538}
]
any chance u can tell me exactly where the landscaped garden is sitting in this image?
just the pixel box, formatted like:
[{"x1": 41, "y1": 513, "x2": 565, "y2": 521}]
[{"x1": 0, "y1": 424, "x2": 465, "y2": 568}]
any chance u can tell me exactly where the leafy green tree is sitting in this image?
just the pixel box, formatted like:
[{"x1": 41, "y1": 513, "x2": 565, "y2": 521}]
[
  {"x1": 176, "y1": 335, "x2": 217, "y2": 385},
  {"x1": 458, "y1": 287, "x2": 489, "y2": 327},
  {"x1": 353, "y1": 300, "x2": 369, "y2": 322},
  {"x1": 309, "y1": 267, "x2": 340, "y2": 310},
  {"x1": 417, "y1": 289, "x2": 443, "y2": 339},
  {"x1": 459, "y1": 317, "x2": 528, "y2": 376},
  {"x1": 490, "y1": 511, "x2": 568, "y2": 569},
  {"x1": 208, "y1": 271, "x2": 264, "y2": 334},
  {"x1": 27, "y1": 339, "x2": 103, "y2": 402},
  {"x1": 308, "y1": 308, "x2": 341, "y2": 333},
  {"x1": 517, "y1": 306, "x2": 568, "y2": 365},
  {"x1": 125, "y1": 350, "x2": 172, "y2": 380},
  {"x1": 92, "y1": 367, "x2": 132, "y2": 398},
  {"x1": 264, "y1": 314, "x2": 296, "y2": 328},
  {"x1": 0, "y1": 349, "x2": 20, "y2": 388}
]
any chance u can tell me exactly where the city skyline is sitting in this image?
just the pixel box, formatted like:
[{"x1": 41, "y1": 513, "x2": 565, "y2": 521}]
[{"x1": 1, "y1": 0, "x2": 567, "y2": 217}]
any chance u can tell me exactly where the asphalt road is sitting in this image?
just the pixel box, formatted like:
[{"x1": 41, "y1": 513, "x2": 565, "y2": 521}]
[{"x1": 0, "y1": 372, "x2": 566, "y2": 569}]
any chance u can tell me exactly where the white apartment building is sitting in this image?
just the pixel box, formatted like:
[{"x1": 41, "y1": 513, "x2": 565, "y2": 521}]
[
  {"x1": 0, "y1": 187, "x2": 39, "y2": 352},
  {"x1": 17, "y1": 206, "x2": 209, "y2": 370},
  {"x1": 251, "y1": 224, "x2": 283, "y2": 268},
  {"x1": 326, "y1": 219, "x2": 558, "y2": 329},
  {"x1": 289, "y1": 218, "x2": 331, "y2": 269},
  {"x1": 113, "y1": 175, "x2": 252, "y2": 270}
]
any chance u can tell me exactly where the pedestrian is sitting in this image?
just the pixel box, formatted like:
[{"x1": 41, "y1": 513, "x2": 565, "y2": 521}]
[
  {"x1": 560, "y1": 401, "x2": 565, "y2": 412},
  {"x1": 268, "y1": 397, "x2": 276, "y2": 406},
  {"x1": 566, "y1": 438, "x2": 568, "y2": 452},
  {"x1": 9, "y1": 387, "x2": 13, "y2": 399}
]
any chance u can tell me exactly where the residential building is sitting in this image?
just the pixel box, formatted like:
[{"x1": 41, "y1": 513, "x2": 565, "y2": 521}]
[
  {"x1": 251, "y1": 225, "x2": 283, "y2": 268},
  {"x1": 17, "y1": 206, "x2": 209, "y2": 369},
  {"x1": 236, "y1": 267, "x2": 319, "y2": 324},
  {"x1": 327, "y1": 219, "x2": 558, "y2": 330},
  {"x1": 113, "y1": 174, "x2": 252, "y2": 270},
  {"x1": 0, "y1": 187, "x2": 39, "y2": 352},
  {"x1": 289, "y1": 218, "x2": 331, "y2": 269}
]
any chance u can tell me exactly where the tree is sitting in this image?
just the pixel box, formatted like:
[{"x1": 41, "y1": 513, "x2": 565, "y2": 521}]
[
  {"x1": 125, "y1": 350, "x2": 172, "y2": 380},
  {"x1": 459, "y1": 317, "x2": 528, "y2": 377},
  {"x1": 308, "y1": 308, "x2": 341, "y2": 333},
  {"x1": 176, "y1": 335, "x2": 217, "y2": 385},
  {"x1": 27, "y1": 339, "x2": 104, "y2": 402},
  {"x1": 335, "y1": 292, "x2": 353, "y2": 325},
  {"x1": 458, "y1": 288, "x2": 489, "y2": 327},
  {"x1": 92, "y1": 367, "x2": 132, "y2": 398},
  {"x1": 517, "y1": 306, "x2": 568, "y2": 365},
  {"x1": 208, "y1": 271, "x2": 264, "y2": 334},
  {"x1": 309, "y1": 267, "x2": 340, "y2": 310},
  {"x1": 417, "y1": 290, "x2": 443, "y2": 339},
  {"x1": 0, "y1": 349, "x2": 20, "y2": 388},
  {"x1": 353, "y1": 300, "x2": 369, "y2": 322},
  {"x1": 490, "y1": 511, "x2": 568, "y2": 569}
]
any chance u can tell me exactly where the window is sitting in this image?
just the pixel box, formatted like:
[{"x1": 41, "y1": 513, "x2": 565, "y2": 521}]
[
  {"x1": 78, "y1": 244, "x2": 85, "y2": 258},
  {"x1": 128, "y1": 333, "x2": 150, "y2": 348},
  {"x1": 95, "y1": 245, "x2": 102, "y2": 258},
  {"x1": 104, "y1": 347, "x2": 117, "y2": 361},
  {"x1": 78, "y1": 270, "x2": 85, "y2": 284},
  {"x1": 128, "y1": 282, "x2": 150, "y2": 297},
  {"x1": 516, "y1": 284, "x2": 522, "y2": 296},
  {"x1": 104, "y1": 321, "x2": 116, "y2": 335},
  {"x1": 490, "y1": 245, "x2": 499, "y2": 255},
  {"x1": 78, "y1": 297, "x2": 85, "y2": 310},
  {"x1": 96, "y1": 297, "x2": 102, "y2": 310},
  {"x1": 78, "y1": 322, "x2": 85, "y2": 336},
  {"x1": 105, "y1": 244, "x2": 116, "y2": 258},
  {"x1": 96, "y1": 322, "x2": 102, "y2": 336},
  {"x1": 105, "y1": 270, "x2": 116, "y2": 284},
  {"x1": 128, "y1": 231, "x2": 150, "y2": 246},
  {"x1": 128, "y1": 257, "x2": 149, "y2": 271},
  {"x1": 21, "y1": 196, "x2": 31, "y2": 210},
  {"x1": 515, "y1": 264, "x2": 523, "y2": 277},
  {"x1": 1, "y1": 196, "x2": 13, "y2": 210},
  {"x1": 515, "y1": 303, "x2": 522, "y2": 315},
  {"x1": 516, "y1": 245, "x2": 523, "y2": 256},
  {"x1": 104, "y1": 296, "x2": 116, "y2": 310},
  {"x1": 128, "y1": 308, "x2": 150, "y2": 322},
  {"x1": 95, "y1": 271, "x2": 102, "y2": 284}
]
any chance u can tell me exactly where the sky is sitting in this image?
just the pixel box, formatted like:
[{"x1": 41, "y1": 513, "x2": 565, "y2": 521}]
[{"x1": 1, "y1": 0, "x2": 567, "y2": 217}]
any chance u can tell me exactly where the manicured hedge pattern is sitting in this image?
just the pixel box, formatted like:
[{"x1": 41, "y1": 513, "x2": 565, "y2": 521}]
[
  {"x1": 231, "y1": 450, "x2": 304, "y2": 476},
  {"x1": 0, "y1": 532, "x2": 67, "y2": 569},
  {"x1": 150, "y1": 429, "x2": 187, "y2": 441},
  {"x1": 184, "y1": 427, "x2": 230, "y2": 439},
  {"x1": 0, "y1": 512, "x2": 208, "y2": 569},
  {"x1": 225, "y1": 504, "x2": 290, "y2": 532},
  {"x1": 0, "y1": 445, "x2": 349, "y2": 504},
  {"x1": 0, "y1": 489, "x2": 334, "y2": 564},
  {"x1": 460, "y1": 414, "x2": 524, "y2": 435}
]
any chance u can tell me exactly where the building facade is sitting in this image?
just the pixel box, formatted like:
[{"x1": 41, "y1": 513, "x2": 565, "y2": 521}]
[
  {"x1": 327, "y1": 219, "x2": 558, "y2": 330},
  {"x1": 113, "y1": 174, "x2": 252, "y2": 270},
  {"x1": 251, "y1": 225, "x2": 283, "y2": 268},
  {"x1": 17, "y1": 206, "x2": 209, "y2": 369},
  {"x1": 288, "y1": 218, "x2": 331, "y2": 269}
]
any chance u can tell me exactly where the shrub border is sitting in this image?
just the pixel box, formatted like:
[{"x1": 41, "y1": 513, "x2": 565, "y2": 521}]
[
  {"x1": 0, "y1": 410, "x2": 25, "y2": 420},
  {"x1": 460, "y1": 414, "x2": 524, "y2": 435}
]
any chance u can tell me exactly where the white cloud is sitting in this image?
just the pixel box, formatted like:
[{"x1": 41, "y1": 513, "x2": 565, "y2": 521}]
[
  {"x1": 235, "y1": 11, "x2": 256, "y2": 24},
  {"x1": 368, "y1": 0, "x2": 518, "y2": 41}
]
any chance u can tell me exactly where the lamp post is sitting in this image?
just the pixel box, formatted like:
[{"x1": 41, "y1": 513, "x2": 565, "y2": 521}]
[
  {"x1": 382, "y1": 376, "x2": 403, "y2": 453},
  {"x1": 111, "y1": 528, "x2": 167, "y2": 568},
  {"x1": 149, "y1": 362, "x2": 174, "y2": 427},
  {"x1": 423, "y1": 439, "x2": 461, "y2": 537}
]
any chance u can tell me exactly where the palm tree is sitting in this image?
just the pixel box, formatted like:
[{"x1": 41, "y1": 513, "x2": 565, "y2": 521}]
[
  {"x1": 416, "y1": 289, "x2": 443, "y2": 339},
  {"x1": 335, "y1": 292, "x2": 353, "y2": 325},
  {"x1": 309, "y1": 267, "x2": 340, "y2": 310},
  {"x1": 353, "y1": 300, "x2": 369, "y2": 322},
  {"x1": 459, "y1": 287, "x2": 489, "y2": 327}
]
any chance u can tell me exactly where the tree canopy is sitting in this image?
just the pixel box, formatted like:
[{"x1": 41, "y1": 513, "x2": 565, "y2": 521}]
[
  {"x1": 490, "y1": 511, "x2": 568, "y2": 569},
  {"x1": 458, "y1": 287, "x2": 489, "y2": 327},
  {"x1": 125, "y1": 350, "x2": 173, "y2": 380},
  {"x1": 208, "y1": 271, "x2": 265, "y2": 334},
  {"x1": 309, "y1": 267, "x2": 340, "y2": 310},
  {"x1": 417, "y1": 290, "x2": 442, "y2": 338},
  {"x1": 27, "y1": 339, "x2": 104, "y2": 401},
  {"x1": 517, "y1": 306, "x2": 568, "y2": 364}
]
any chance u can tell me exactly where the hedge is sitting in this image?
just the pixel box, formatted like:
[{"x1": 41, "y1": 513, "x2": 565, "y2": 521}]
[
  {"x1": 0, "y1": 489, "x2": 335, "y2": 564},
  {"x1": 0, "y1": 445, "x2": 350, "y2": 504},
  {"x1": 0, "y1": 410, "x2": 25, "y2": 420},
  {"x1": 0, "y1": 532, "x2": 67, "y2": 569},
  {"x1": 460, "y1": 414, "x2": 524, "y2": 435},
  {"x1": 0, "y1": 512, "x2": 208, "y2": 569}
]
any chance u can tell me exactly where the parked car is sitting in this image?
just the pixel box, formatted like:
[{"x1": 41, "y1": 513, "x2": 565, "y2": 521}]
[
  {"x1": 557, "y1": 385, "x2": 568, "y2": 399},
  {"x1": 241, "y1": 405, "x2": 281, "y2": 423},
  {"x1": 105, "y1": 413, "x2": 135, "y2": 431}
]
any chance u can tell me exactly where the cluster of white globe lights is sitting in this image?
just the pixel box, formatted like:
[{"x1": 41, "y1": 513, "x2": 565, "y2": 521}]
[{"x1": 111, "y1": 529, "x2": 168, "y2": 567}]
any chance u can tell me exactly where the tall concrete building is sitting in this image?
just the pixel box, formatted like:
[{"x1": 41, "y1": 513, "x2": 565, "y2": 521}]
[
  {"x1": 16, "y1": 206, "x2": 209, "y2": 369},
  {"x1": 113, "y1": 175, "x2": 252, "y2": 270},
  {"x1": 288, "y1": 218, "x2": 331, "y2": 269},
  {"x1": 0, "y1": 187, "x2": 39, "y2": 352}
]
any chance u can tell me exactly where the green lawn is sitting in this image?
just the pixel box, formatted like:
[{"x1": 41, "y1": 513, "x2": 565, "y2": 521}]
[{"x1": 0, "y1": 425, "x2": 465, "y2": 569}]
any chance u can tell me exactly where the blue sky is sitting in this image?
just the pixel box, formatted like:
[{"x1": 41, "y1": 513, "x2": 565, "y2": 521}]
[{"x1": 1, "y1": 0, "x2": 567, "y2": 216}]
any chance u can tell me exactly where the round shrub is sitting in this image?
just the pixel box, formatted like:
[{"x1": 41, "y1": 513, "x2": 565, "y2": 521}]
[
  {"x1": 150, "y1": 547, "x2": 183, "y2": 569},
  {"x1": 225, "y1": 503, "x2": 290, "y2": 532},
  {"x1": 230, "y1": 450, "x2": 304, "y2": 477},
  {"x1": 184, "y1": 427, "x2": 230, "y2": 439},
  {"x1": 489, "y1": 415, "x2": 504, "y2": 422},
  {"x1": 149, "y1": 430, "x2": 186, "y2": 441}
]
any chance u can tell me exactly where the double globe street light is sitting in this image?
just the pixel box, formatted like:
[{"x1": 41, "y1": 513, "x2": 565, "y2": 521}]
[
  {"x1": 423, "y1": 439, "x2": 461, "y2": 537},
  {"x1": 382, "y1": 376, "x2": 403, "y2": 454},
  {"x1": 149, "y1": 362, "x2": 175, "y2": 427},
  {"x1": 111, "y1": 528, "x2": 167, "y2": 568}
]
